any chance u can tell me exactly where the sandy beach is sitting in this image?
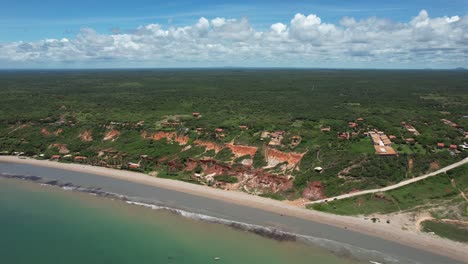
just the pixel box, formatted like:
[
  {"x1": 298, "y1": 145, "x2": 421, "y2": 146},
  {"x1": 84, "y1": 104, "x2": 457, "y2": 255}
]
[{"x1": 0, "y1": 156, "x2": 466, "y2": 263}]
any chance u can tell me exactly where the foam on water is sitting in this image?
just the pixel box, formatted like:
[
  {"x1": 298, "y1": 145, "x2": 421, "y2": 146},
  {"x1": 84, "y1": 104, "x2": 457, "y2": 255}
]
[{"x1": 1, "y1": 172, "x2": 417, "y2": 264}]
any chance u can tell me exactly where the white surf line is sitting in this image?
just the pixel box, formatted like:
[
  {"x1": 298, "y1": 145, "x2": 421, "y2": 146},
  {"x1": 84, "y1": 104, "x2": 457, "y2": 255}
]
[{"x1": 305, "y1": 157, "x2": 468, "y2": 205}]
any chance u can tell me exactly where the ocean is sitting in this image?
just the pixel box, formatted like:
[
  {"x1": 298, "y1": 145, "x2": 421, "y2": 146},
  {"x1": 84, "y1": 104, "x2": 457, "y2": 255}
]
[
  {"x1": 0, "y1": 161, "x2": 463, "y2": 264},
  {"x1": 0, "y1": 178, "x2": 361, "y2": 264}
]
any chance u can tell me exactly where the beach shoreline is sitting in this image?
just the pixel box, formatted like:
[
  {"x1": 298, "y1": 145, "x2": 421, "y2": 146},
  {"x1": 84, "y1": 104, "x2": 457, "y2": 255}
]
[{"x1": 1, "y1": 156, "x2": 466, "y2": 263}]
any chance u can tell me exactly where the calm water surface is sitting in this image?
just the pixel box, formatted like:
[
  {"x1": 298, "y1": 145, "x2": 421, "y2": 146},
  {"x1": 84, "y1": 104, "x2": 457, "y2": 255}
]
[{"x1": 0, "y1": 178, "x2": 362, "y2": 264}]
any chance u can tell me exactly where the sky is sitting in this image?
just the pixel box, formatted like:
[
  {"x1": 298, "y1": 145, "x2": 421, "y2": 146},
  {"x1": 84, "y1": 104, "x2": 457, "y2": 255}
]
[{"x1": 0, "y1": 0, "x2": 467, "y2": 69}]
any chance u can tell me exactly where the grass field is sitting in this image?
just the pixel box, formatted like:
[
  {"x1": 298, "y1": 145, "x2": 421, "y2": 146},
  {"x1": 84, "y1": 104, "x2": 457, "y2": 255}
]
[
  {"x1": 421, "y1": 220, "x2": 468, "y2": 243},
  {"x1": 309, "y1": 164, "x2": 468, "y2": 215}
]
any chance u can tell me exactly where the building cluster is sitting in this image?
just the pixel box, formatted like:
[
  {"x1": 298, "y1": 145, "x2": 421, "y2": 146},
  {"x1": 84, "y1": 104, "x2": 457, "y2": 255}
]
[
  {"x1": 368, "y1": 130, "x2": 398, "y2": 156},
  {"x1": 402, "y1": 122, "x2": 420, "y2": 136},
  {"x1": 441, "y1": 119, "x2": 459, "y2": 128},
  {"x1": 261, "y1": 131, "x2": 285, "y2": 146}
]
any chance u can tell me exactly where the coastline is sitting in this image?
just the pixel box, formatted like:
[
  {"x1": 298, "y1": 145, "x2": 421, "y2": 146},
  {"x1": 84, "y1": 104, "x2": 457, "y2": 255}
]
[{"x1": 1, "y1": 156, "x2": 467, "y2": 263}]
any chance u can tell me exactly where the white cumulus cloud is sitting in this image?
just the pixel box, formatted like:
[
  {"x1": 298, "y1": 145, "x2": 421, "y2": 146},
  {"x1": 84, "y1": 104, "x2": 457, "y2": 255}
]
[{"x1": 0, "y1": 10, "x2": 467, "y2": 68}]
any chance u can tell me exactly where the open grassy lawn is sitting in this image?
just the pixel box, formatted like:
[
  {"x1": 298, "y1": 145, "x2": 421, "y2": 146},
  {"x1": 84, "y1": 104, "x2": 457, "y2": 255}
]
[
  {"x1": 395, "y1": 143, "x2": 426, "y2": 155},
  {"x1": 350, "y1": 137, "x2": 374, "y2": 154},
  {"x1": 422, "y1": 220, "x2": 468, "y2": 243}
]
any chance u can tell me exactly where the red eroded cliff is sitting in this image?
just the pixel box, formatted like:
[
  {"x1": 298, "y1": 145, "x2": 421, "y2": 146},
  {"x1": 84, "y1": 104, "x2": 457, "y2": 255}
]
[
  {"x1": 79, "y1": 130, "x2": 93, "y2": 142},
  {"x1": 41, "y1": 128, "x2": 50, "y2": 136},
  {"x1": 265, "y1": 148, "x2": 305, "y2": 169},
  {"x1": 103, "y1": 130, "x2": 120, "y2": 141},
  {"x1": 194, "y1": 140, "x2": 224, "y2": 153},
  {"x1": 53, "y1": 128, "x2": 63, "y2": 136},
  {"x1": 144, "y1": 131, "x2": 189, "y2": 145},
  {"x1": 302, "y1": 181, "x2": 326, "y2": 200},
  {"x1": 226, "y1": 143, "x2": 257, "y2": 158}
]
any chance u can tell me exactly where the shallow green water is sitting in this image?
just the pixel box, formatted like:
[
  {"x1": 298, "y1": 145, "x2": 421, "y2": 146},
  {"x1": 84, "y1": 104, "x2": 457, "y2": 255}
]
[{"x1": 0, "y1": 178, "x2": 360, "y2": 264}]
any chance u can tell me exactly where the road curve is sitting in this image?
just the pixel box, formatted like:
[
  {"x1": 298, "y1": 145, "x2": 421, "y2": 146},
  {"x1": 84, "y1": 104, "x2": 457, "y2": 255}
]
[{"x1": 305, "y1": 157, "x2": 468, "y2": 205}]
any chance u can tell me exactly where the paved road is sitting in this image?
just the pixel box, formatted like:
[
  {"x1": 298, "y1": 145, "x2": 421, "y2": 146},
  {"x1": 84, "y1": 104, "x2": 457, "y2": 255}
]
[{"x1": 305, "y1": 157, "x2": 468, "y2": 205}]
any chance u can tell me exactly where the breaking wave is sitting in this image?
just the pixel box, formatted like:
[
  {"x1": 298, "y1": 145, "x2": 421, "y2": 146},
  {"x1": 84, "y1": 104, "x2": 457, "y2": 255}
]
[{"x1": 1, "y1": 172, "x2": 417, "y2": 264}]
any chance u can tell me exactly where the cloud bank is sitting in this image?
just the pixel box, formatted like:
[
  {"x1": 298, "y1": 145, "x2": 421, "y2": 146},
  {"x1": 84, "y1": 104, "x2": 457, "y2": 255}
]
[{"x1": 1, "y1": 10, "x2": 467, "y2": 68}]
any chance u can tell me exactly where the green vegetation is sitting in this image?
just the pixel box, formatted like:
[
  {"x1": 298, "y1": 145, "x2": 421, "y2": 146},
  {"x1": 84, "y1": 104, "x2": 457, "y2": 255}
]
[
  {"x1": 421, "y1": 220, "x2": 468, "y2": 243},
  {"x1": 214, "y1": 175, "x2": 238, "y2": 183},
  {"x1": 310, "y1": 164, "x2": 468, "y2": 215},
  {"x1": 0, "y1": 69, "x2": 466, "y2": 199}
]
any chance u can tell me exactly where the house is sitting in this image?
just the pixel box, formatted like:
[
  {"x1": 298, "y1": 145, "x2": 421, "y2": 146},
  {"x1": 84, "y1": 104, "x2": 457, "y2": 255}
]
[
  {"x1": 314, "y1": 167, "x2": 323, "y2": 173},
  {"x1": 268, "y1": 132, "x2": 284, "y2": 146},
  {"x1": 403, "y1": 124, "x2": 420, "y2": 136},
  {"x1": 74, "y1": 156, "x2": 87, "y2": 162},
  {"x1": 338, "y1": 132, "x2": 349, "y2": 139},
  {"x1": 128, "y1": 162, "x2": 140, "y2": 169},
  {"x1": 449, "y1": 144, "x2": 458, "y2": 150},
  {"x1": 321, "y1": 127, "x2": 331, "y2": 132},
  {"x1": 260, "y1": 131, "x2": 270, "y2": 139},
  {"x1": 275, "y1": 131, "x2": 285, "y2": 136},
  {"x1": 368, "y1": 130, "x2": 398, "y2": 156},
  {"x1": 437, "y1": 143, "x2": 445, "y2": 148},
  {"x1": 348, "y1": 122, "x2": 357, "y2": 128},
  {"x1": 405, "y1": 138, "x2": 415, "y2": 143},
  {"x1": 50, "y1": 155, "x2": 61, "y2": 160},
  {"x1": 215, "y1": 128, "x2": 224, "y2": 133},
  {"x1": 63, "y1": 154, "x2": 72, "y2": 159},
  {"x1": 290, "y1": 136, "x2": 302, "y2": 147},
  {"x1": 389, "y1": 135, "x2": 397, "y2": 140},
  {"x1": 357, "y1": 117, "x2": 364, "y2": 122},
  {"x1": 192, "y1": 112, "x2": 200, "y2": 118},
  {"x1": 239, "y1": 125, "x2": 248, "y2": 130}
]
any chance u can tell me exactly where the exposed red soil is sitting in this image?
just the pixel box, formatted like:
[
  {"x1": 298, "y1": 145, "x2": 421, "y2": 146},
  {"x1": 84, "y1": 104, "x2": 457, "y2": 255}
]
[
  {"x1": 226, "y1": 143, "x2": 257, "y2": 158},
  {"x1": 302, "y1": 181, "x2": 326, "y2": 200},
  {"x1": 49, "y1": 143, "x2": 70, "y2": 154},
  {"x1": 408, "y1": 158, "x2": 414, "y2": 172},
  {"x1": 182, "y1": 158, "x2": 293, "y2": 194},
  {"x1": 144, "y1": 131, "x2": 189, "y2": 145},
  {"x1": 265, "y1": 148, "x2": 305, "y2": 169},
  {"x1": 53, "y1": 128, "x2": 63, "y2": 136},
  {"x1": 79, "y1": 130, "x2": 93, "y2": 142},
  {"x1": 174, "y1": 135, "x2": 189, "y2": 145},
  {"x1": 103, "y1": 129, "x2": 120, "y2": 141},
  {"x1": 41, "y1": 128, "x2": 51, "y2": 136},
  {"x1": 194, "y1": 140, "x2": 224, "y2": 153},
  {"x1": 429, "y1": 161, "x2": 440, "y2": 171},
  {"x1": 244, "y1": 171, "x2": 293, "y2": 193}
]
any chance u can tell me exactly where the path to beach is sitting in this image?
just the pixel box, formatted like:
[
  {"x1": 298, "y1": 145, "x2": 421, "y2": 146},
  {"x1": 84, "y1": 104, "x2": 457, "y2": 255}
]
[
  {"x1": 305, "y1": 157, "x2": 468, "y2": 205},
  {"x1": 0, "y1": 156, "x2": 467, "y2": 264}
]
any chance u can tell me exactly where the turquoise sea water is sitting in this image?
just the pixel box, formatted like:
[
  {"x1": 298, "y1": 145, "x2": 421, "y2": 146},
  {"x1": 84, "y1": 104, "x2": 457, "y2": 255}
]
[{"x1": 0, "y1": 178, "x2": 362, "y2": 264}]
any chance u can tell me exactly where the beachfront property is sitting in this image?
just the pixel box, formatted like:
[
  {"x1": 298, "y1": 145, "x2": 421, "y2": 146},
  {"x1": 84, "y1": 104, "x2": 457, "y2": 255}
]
[{"x1": 368, "y1": 130, "x2": 398, "y2": 156}]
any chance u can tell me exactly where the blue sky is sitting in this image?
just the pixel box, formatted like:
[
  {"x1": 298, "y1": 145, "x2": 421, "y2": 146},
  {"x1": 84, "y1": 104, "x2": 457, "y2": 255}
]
[
  {"x1": 2, "y1": 0, "x2": 467, "y2": 41},
  {"x1": 0, "y1": 0, "x2": 467, "y2": 68}
]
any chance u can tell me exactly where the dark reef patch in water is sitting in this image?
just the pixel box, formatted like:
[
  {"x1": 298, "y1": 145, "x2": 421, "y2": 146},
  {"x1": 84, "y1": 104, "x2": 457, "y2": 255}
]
[{"x1": 0, "y1": 172, "x2": 407, "y2": 264}]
